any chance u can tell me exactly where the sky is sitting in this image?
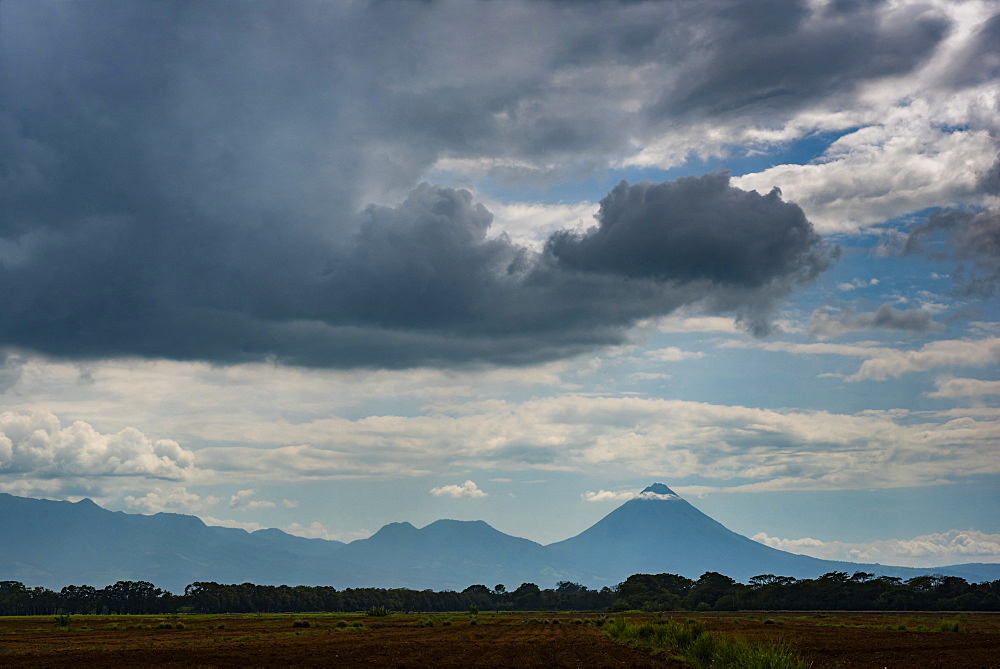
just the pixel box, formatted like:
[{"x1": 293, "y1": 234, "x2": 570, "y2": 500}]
[{"x1": 1, "y1": 0, "x2": 999, "y2": 570}]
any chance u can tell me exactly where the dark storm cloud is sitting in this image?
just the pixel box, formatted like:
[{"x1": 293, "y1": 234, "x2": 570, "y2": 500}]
[
  {"x1": 548, "y1": 175, "x2": 827, "y2": 287},
  {"x1": 808, "y1": 303, "x2": 942, "y2": 339},
  {"x1": 945, "y1": 10, "x2": 1000, "y2": 89},
  {"x1": 979, "y1": 155, "x2": 1000, "y2": 196},
  {"x1": 0, "y1": 0, "x2": 845, "y2": 367},
  {"x1": 0, "y1": 177, "x2": 834, "y2": 367},
  {"x1": 650, "y1": 0, "x2": 948, "y2": 119},
  {"x1": 904, "y1": 208, "x2": 1000, "y2": 297}
]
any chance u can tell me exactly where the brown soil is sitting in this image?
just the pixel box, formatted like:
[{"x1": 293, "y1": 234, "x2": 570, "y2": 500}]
[
  {"x1": 674, "y1": 611, "x2": 1000, "y2": 668},
  {"x1": 0, "y1": 612, "x2": 683, "y2": 667},
  {"x1": 1, "y1": 611, "x2": 997, "y2": 668}
]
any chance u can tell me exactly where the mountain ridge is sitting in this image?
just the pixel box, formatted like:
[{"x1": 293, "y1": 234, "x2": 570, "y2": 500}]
[{"x1": 1, "y1": 488, "x2": 997, "y2": 592}]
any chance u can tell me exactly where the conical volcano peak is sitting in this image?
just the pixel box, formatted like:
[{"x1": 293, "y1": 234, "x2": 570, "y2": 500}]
[{"x1": 639, "y1": 483, "x2": 680, "y2": 499}]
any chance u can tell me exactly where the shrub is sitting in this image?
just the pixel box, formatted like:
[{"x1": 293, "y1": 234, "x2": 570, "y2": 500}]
[
  {"x1": 603, "y1": 617, "x2": 807, "y2": 669},
  {"x1": 366, "y1": 606, "x2": 389, "y2": 617},
  {"x1": 938, "y1": 620, "x2": 961, "y2": 633},
  {"x1": 469, "y1": 605, "x2": 479, "y2": 615},
  {"x1": 292, "y1": 619, "x2": 312, "y2": 628},
  {"x1": 156, "y1": 622, "x2": 174, "y2": 629},
  {"x1": 334, "y1": 620, "x2": 348, "y2": 628},
  {"x1": 53, "y1": 615, "x2": 71, "y2": 627}
]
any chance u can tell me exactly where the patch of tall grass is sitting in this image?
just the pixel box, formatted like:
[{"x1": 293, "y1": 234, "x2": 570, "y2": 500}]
[
  {"x1": 603, "y1": 618, "x2": 808, "y2": 669},
  {"x1": 938, "y1": 620, "x2": 961, "y2": 632}
]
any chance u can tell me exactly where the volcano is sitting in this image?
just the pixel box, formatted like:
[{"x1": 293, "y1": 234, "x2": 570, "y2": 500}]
[{"x1": 547, "y1": 484, "x2": 895, "y2": 585}]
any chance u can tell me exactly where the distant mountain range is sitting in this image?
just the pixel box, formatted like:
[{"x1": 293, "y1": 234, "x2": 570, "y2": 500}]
[{"x1": 2, "y1": 483, "x2": 997, "y2": 593}]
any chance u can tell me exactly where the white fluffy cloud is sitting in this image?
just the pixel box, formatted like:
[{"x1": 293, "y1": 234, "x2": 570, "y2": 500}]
[
  {"x1": 582, "y1": 488, "x2": 679, "y2": 502},
  {"x1": 124, "y1": 487, "x2": 218, "y2": 514},
  {"x1": 653, "y1": 315, "x2": 740, "y2": 334},
  {"x1": 228, "y1": 488, "x2": 276, "y2": 511},
  {"x1": 752, "y1": 529, "x2": 1000, "y2": 568},
  {"x1": 0, "y1": 410, "x2": 194, "y2": 480},
  {"x1": 429, "y1": 480, "x2": 488, "y2": 499},
  {"x1": 581, "y1": 489, "x2": 637, "y2": 503},
  {"x1": 646, "y1": 347, "x2": 706, "y2": 363},
  {"x1": 927, "y1": 377, "x2": 1000, "y2": 398},
  {"x1": 199, "y1": 516, "x2": 266, "y2": 533},
  {"x1": 724, "y1": 336, "x2": 1000, "y2": 381},
  {"x1": 849, "y1": 338, "x2": 1000, "y2": 382},
  {"x1": 734, "y1": 111, "x2": 998, "y2": 233},
  {"x1": 282, "y1": 521, "x2": 372, "y2": 543},
  {"x1": 484, "y1": 199, "x2": 598, "y2": 249}
]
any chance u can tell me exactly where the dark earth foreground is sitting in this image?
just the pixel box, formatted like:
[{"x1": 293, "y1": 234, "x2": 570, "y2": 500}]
[{"x1": 0, "y1": 611, "x2": 997, "y2": 667}]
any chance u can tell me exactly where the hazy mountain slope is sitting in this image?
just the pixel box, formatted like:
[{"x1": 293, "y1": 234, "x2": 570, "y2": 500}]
[
  {"x1": 330, "y1": 519, "x2": 553, "y2": 590},
  {"x1": 0, "y1": 493, "x2": 345, "y2": 592}
]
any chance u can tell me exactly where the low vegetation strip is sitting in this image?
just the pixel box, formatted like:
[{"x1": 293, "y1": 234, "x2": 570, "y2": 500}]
[
  {"x1": 603, "y1": 618, "x2": 808, "y2": 669},
  {"x1": 2, "y1": 570, "x2": 998, "y2": 616}
]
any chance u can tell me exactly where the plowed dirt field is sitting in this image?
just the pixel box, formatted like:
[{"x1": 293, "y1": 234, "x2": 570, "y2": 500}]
[{"x1": 0, "y1": 611, "x2": 997, "y2": 667}]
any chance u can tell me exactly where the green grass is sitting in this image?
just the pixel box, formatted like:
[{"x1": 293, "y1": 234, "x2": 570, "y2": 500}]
[
  {"x1": 938, "y1": 620, "x2": 961, "y2": 633},
  {"x1": 603, "y1": 618, "x2": 808, "y2": 669}
]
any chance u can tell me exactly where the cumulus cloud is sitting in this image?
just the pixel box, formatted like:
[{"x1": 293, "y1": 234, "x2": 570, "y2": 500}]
[
  {"x1": 0, "y1": 175, "x2": 833, "y2": 367},
  {"x1": 0, "y1": 0, "x2": 991, "y2": 369},
  {"x1": 429, "y1": 480, "x2": 488, "y2": 499},
  {"x1": 848, "y1": 337, "x2": 1000, "y2": 382},
  {"x1": 228, "y1": 489, "x2": 276, "y2": 511},
  {"x1": 752, "y1": 530, "x2": 1000, "y2": 568},
  {"x1": 808, "y1": 303, "x2": 943, "y2": 340},
  {"x1": 547, "y1": 175, "x2": 834, "y2": 335},
  {"x1": 582, "y1": 489, "x2": 637, "y2": 503},
  {"x1": 2, "y1": 0, "x2": 919, "y2": 369},
  {"x1": 124, "y1": 487, "x2": 219, "y2": 514},
  {"x1": 283, "y1": 521, "x2": 372, "y2": 543},
  {"x1": 927, "y1": 377, "x2": 1000, "y2": 399},
  {"x1": 0, "y1": 410, "x2": 194, "y2": 479},
  {"x1": 734, "y1": 118, "x2": 998, "y2": 232}
]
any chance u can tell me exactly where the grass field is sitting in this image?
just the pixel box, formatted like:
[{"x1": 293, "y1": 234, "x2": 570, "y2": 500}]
[{"x1": 0, "y1": 610, "x2": 997, "y2": 667}]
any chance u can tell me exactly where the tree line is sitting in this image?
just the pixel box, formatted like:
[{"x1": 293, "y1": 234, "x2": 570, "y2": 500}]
[
  {"x1": 615, "y1": 571, "x2": 1000, "y2": 612},
  {"x1": 1, "y1": 571, "x2": 998, "y2": 616}
]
